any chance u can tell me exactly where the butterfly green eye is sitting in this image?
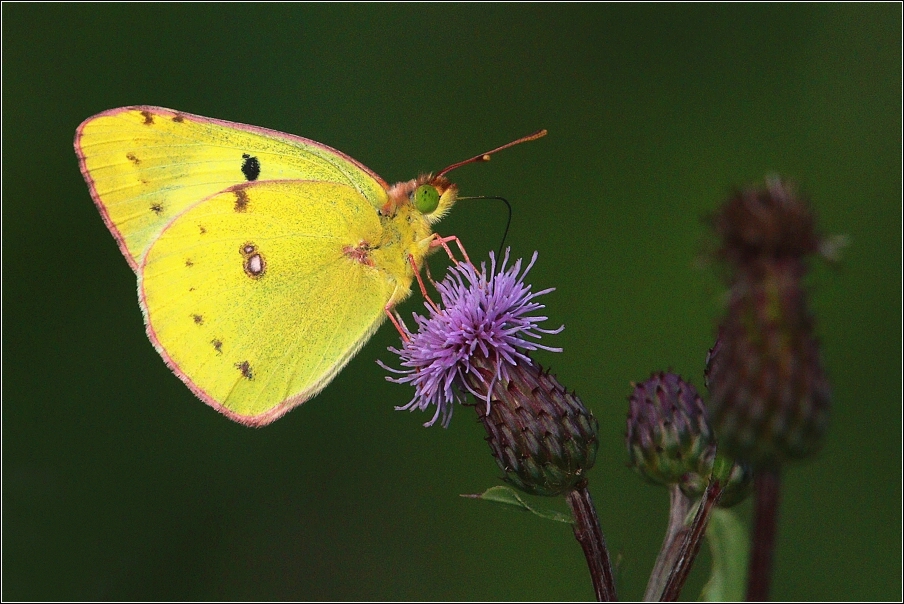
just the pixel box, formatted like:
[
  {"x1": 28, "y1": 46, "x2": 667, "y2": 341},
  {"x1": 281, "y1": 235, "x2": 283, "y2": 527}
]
[{"x1": 412, "y1": 184, "x2": 440, "y2": 214}]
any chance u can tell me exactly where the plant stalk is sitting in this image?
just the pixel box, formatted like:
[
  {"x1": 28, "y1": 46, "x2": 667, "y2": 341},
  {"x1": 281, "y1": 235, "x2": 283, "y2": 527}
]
[
  {"x1": 643, "y1": 485, "x2": 693, "y2": 601},
  {"x1": 660, "y1": 478, "x2": 724, "y2": 601},
  {"x1": 746, "y1": 467, "x2": 781, "y2": 601},
  {"x1": 566, "y1": 484, "x2": 617, "y2": 601}
]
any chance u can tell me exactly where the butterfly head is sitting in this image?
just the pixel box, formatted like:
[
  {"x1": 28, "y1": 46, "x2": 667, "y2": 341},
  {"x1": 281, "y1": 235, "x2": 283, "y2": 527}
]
[
  {"x1": 384, "y1": 174, "x2": 458, "y2": 225},
  {"x1": 381, "y1": 129, "x2": 547, "y2": 224}
]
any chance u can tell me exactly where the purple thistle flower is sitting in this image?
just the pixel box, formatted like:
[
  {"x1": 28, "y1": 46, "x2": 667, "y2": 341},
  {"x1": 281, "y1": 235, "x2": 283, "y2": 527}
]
[{"x1": 381, "y1": 249, "x2": 563, "y2": 427}]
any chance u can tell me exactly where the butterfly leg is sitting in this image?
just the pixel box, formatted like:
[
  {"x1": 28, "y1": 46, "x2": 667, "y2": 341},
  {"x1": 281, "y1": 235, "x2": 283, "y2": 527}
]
[
  {"x1": 408, "y1": 254, "x2": 441, "y2": 313},
  {"x1": 430, "y1": 234, "x2": 472, "y2": 266},
  {"x1": 423, "y1": 260, "x2": 437, "y2": 287},
  {"x1": 384, "y1": 306, "x2": 411, "y2": 342}
]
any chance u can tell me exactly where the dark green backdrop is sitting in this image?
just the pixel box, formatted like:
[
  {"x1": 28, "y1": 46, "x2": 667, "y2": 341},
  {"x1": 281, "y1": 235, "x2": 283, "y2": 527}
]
[{"x1": 3, "y1": 4, "x2": 900, "y2": 601}]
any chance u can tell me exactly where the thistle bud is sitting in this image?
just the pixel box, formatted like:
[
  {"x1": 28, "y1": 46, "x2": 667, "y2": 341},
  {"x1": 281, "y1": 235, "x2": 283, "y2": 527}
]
[
  {"x1": 626, "y1": 372, "x2": 713, "y2": 486},
  {"x1": 626, "y1": 372, "x2": 752, "y2": 507},
  {"x1": 468, "y1": 356, "x2": 598, "y2": 497},
  {"x1": 707, "y1": 178, "x2": 831, "y2": 468}
]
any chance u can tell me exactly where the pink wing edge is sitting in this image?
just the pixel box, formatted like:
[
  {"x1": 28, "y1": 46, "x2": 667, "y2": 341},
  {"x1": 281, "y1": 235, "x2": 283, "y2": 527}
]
[{"x1": 73, "y1": 105, "x2": 391, "y2": 273}]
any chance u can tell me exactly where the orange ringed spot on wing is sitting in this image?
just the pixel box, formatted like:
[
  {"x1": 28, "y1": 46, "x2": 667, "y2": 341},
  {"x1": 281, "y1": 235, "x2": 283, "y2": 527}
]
[
  {"x1": 343, "y1": 242, "x2": 375, "y2": 267},
  {"x1": 239, "y1": 242, "x2": 266, "y2": 278},
  {"x1": 140, "y1": 110, "x2": 155, "y2": 125},
  {"x1": 246, "y1": 254, "x2": 264, "y2": 276}
]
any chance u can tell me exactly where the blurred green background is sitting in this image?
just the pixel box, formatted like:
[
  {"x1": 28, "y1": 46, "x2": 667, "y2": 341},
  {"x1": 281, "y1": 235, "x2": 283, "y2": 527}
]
[{"x1": 3, "y1": 4, "x2": 900, "y2": 601}]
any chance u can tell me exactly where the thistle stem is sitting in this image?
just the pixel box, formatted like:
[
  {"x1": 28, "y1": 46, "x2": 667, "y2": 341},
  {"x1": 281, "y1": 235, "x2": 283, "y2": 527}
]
[
  {"x1": 643, "y1": 485, "x2": 693, "y2": 601},
  {"x1": 566, "y1": 484, "x2": 617, "y2": 601},
  {"x1": 660, "y1": 478, "x2": 724, "y2": 601},
  {"x1": 746, "y1": 467, "x2": 781, "y2": 601}
]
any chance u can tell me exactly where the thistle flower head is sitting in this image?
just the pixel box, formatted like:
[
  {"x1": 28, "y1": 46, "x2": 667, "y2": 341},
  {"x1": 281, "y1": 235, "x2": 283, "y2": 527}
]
[
  {"x1": 383, "y1": 249, "x2": 563, "y2": 427},
  {"x1": 383, "y1": 250, "x2": 598, "y2": 496}
]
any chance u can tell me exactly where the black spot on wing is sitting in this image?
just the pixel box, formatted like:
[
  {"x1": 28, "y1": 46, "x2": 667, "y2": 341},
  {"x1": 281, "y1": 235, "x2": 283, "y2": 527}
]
[
  {"x1": 185, "y1": 258, "x2": 194, "y2": 267},
  {"x1": 192, "y1": 314, "x2": 204, "y2": 325},
  {"x1": 151, "y1": 203, "x2": 163, "y2": 215},
  {"x1": 140, "y1": 110, "x2": 155, "y2": 125},
  {"x1": 241, "y1": 154, "x2": 261, "y2": 181},
  {"x1": 172, "y1": 114, "x2": 185, "y2": 123},
  {"x1": 126, "y1": 152, "x2": 141, "y2": 166},
  {"x1": 212, "y1": 339, "x2": 223, "y2": 354}
]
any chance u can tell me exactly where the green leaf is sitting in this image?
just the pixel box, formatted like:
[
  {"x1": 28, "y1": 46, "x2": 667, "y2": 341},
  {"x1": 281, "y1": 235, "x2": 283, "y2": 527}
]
[
  {"x1": 699, "y1": 508, "x2": 749, "y2": 601},
  {"x1": 461, "y1": 486, "x2": 574, "y2": 524}
]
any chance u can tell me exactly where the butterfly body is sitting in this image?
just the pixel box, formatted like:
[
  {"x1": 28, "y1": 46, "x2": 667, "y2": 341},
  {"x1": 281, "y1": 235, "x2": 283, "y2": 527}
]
[{"x1": 76, "y1": 106, "x2": 457, "y2": 426}]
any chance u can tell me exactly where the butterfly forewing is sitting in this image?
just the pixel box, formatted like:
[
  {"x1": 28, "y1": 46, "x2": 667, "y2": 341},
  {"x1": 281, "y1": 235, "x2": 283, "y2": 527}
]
[{"x1": 75, "y1": 106, "x2": 389, "y2": 270}]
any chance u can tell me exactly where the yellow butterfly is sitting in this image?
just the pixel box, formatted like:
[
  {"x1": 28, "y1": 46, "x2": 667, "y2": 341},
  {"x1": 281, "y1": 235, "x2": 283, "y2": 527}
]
[{"x1": 75, "y1": 106, "x2": 544, "y2": 426}]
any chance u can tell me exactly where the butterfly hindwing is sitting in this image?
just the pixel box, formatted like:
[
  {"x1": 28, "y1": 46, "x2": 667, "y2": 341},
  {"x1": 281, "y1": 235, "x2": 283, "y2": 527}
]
[
  {"x1": 140, "y1": 180, "x2": 397, "y2": 426},
  {"x1": 75, "y1": 106, "x2": 390, "y2": 271}
]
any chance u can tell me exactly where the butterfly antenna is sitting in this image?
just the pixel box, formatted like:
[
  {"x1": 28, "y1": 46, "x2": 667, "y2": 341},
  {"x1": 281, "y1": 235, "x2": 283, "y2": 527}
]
[
  {"x1": 435, "y1": 129, "x2": 547, "y2": 178},
  {"x1": 457, "y1": 195, "x2": 513, "y2": 258}
]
